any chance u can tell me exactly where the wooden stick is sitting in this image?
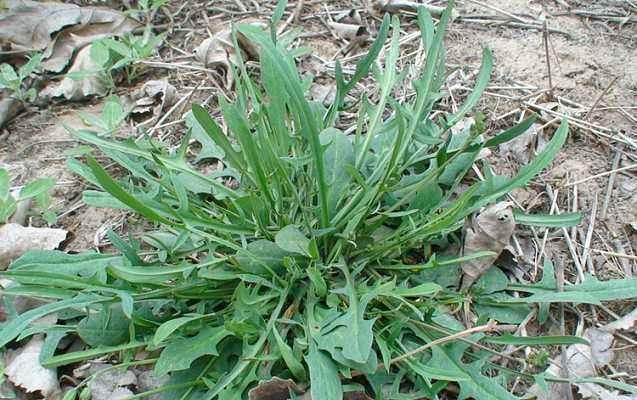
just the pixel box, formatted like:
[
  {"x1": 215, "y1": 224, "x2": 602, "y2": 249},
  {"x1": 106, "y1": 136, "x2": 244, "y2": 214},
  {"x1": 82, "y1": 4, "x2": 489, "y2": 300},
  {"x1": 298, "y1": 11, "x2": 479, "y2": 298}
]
[
  {"x1": 581, "y1": 194, "x2": 598, "y2": 274},
  {"x1": 585, "y1": 76, "x2": 620, "y2": 121},
  {"x1": 463, "y1": 0, "x2": 530, "y2": 24},
  {"x1": 600, "y1": 145, "x2": 623, "y2": 219},
  {"x1": 566, "y1": 163, "x2": 637, "y2": 186},
  {"x1": 543, "y1": 21, "x2": 554, "y2": 98}
]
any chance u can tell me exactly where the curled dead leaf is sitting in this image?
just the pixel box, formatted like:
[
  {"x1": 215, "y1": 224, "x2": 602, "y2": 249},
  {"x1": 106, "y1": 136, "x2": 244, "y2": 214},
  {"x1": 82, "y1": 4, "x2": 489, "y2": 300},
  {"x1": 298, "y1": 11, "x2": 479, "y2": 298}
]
[
  {"x1": 40, "y1": 45, "x2": 107, "y2": 101},
  {"x1": 0, "y1": 96, "x2": 24, "y2": 129},
  {"x1": 461, "y1": 202, "x2": 515, "y2": 289},
  {"x1": 0, "y1": 223, "x2": 67, "y2": 269},
  {"x1": 248, "y1": 377, "x2": 304, "y2": 400},
  {"x1": 0, "y1": 0, "x2": 139, "y2": 72},
  {"x1": 125, "y1": 80, "x2": 177, "y2": 116},
  {"x1": 89, "y1": 364, "x2": 137, "y2": 400},
  {"x1": 329, "y1": 22, "x2": 368, "y2": 41},
  {"x1": 5, "y1": 335, "x2": 61, "y2": 398},
  {"x1": 602, "y1": 307, "x2": 637, "y2": 333},
  {"x1": 309, "y1": 83, "x2": 337, "y2": 106},
  {"x1": 499, "y1": 123, "x2": 543, "y2": 165},
  {"x1": 194, "y1": 19, "x2": 265, "y2": 87},
  {"x1": 370, "y1": 0, "x2": 446, "y2": 17}
]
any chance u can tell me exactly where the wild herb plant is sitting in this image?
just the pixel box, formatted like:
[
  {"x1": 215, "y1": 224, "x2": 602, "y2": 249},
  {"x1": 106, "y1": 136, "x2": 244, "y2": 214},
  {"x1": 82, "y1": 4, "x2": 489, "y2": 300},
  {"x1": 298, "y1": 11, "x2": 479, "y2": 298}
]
[
  {"x1": 0, "y1": 168, "x2": 55, "y2": 224},
  {"x1": 90, "y1": 29, "x2": 163, "y2": 88},
  {"x1": 0, "y1": 53, "x2": 42, "y2": 103},
  {"x1": 2, "y1": 2, "x2": 637, "y2": 400}
]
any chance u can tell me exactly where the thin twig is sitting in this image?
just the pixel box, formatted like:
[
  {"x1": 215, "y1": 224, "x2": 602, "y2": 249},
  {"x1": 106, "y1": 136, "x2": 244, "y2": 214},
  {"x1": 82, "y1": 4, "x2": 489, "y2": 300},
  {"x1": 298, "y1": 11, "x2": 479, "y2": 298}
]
[
  {"x1": 600, "y1": 145, "x2": 623, "y2": 219},
  {"x1": 463, "y1": 0, "x2": 530, "y2": 24},
  {"x1": 389, "y1": 321, "x2": 514, "y2": 366},
  {"x1": 566, "y1": 163, "x2": 637, "y2": 186},
  {"x1": 591, "y1": 249, "x2": 637, "y2": 261},
  {"x1": 585, "y1": 76, "x2": 620, "y2": 121},
  {"x1": 144, "y1": 84, "x2": 200, "y2": 139},
  {"x1": 543, "y1": 21, "x2": 554, "y2": 98},
  {"x1": 581, "y1": 194, "x2": 598, "y2": 274}
]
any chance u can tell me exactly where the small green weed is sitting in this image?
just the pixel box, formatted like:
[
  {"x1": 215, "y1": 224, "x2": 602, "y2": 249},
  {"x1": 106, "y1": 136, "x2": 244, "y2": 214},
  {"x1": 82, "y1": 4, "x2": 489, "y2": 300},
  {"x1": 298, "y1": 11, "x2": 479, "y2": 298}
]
[
  {"x1": 0, "y1": 168, "x2": 55, "y2": 224},
  {"x1": 90, "y1": 29, "x2": 163, "y2": 88},
  {"x1": 0, "y1": 53, "x2": 42, "y2": 103},
  {"x1": 1, "y1": 2, "x2": 636, "y2": 400},
  {"x1": 134, "y1": 0, "x2": 170, "y2": 25}
]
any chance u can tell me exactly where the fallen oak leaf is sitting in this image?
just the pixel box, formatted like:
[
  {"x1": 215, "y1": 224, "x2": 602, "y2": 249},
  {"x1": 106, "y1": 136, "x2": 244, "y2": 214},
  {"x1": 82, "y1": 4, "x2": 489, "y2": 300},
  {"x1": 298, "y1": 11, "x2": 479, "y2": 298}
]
[
  {"x1": 328, "y1": 21, "x2": 368, "y2": 41},
  {"x1": 40, "y1": 44, "x2": 107, "y2": 101},
  {"x1": 5, "y1": 335, "x2": 61, "y2": 398},
  {"x1": 248, "y1": 377, "x2": 304, "y2": 400},
  {"x1": 0, "y1": 223, "x2": 67, "y2": 269},
  {"x1": 370, "y1": 0, "x2": 446, "y2": 17},
  {"x1": 41, "y1": 8, "x2": 139, "y2": 73},
  {"x1": 194, "y1": 19, "x2": 265, "y2": 87},
  {"x1": 461, "y1": 202, "x2": 515, "y2": 289},
  {"x1": 0, "y1": 0, "x2": 81, "y2": 53},
  {"x1": 601, "y1": 307, "x2": 637, "y2": 333},
  {"x1": 0, "y1": 0, "x2": 139, "y2": 72},
  {"x1": 89, "y1": 364, "x2": 137, "y2": 400},
  {"x1": 124, "y1": 80, "x2": 177, "y2": 116}
]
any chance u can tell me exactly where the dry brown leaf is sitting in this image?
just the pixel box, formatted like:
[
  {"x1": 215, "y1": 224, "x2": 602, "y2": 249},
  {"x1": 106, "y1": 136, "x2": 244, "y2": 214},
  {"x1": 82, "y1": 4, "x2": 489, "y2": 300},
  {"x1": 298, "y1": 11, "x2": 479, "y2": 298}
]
[
  {"x1": 135, "y1": 369, "x2": 168, "y2": 400},
  {"x1": 461, "y1": 202, "x2": 515, "y2": 289},
  {"x1": 194, "y1": 20, "x2": 265, "y2": 87},
  {"x1": 125, "y1": 80, "x2": 177, "y2": 116},
  {"x1": 0, "y1": 223, "x2": 67, "y2": 269},
  {"x1": 309, "y1": 83, "x2": 336, "y2": 106},
  {"x1": 0, "y1": 95, "x2": 24, "y2": 129},
  {"x1": 248, "y1": 377, "x2": 304, "y2": 400},
  {"x1": 602, "y1": 307, "x2": 637, "y2": 333},
  {"x1": 370, "y1": 0, "x2": 446, "y2": 17},
  {"x1": 42, "y1": 10, "x2": 139, "y2": 73},
  {"x1": 89, "y1": 364, "x2": 137, "y2": 400},
  {"x1": 5, "y1": 335, "x2": 61, "y2": 398},
  {"x1": 0, "y1": 0, "x2": 138, "y2": 72},
  {"x1": 40, "y1": 45, "x2": 107, "y2": 101},
  {"x1": 329, "y1": 22, "x2": 367, "y2": 41},
  {"x1": 0, "y1": 0, "x2": 80, "y2": 53},
  {"x1": 499, "y1": 122, "x2": 543, "y2": 165}
]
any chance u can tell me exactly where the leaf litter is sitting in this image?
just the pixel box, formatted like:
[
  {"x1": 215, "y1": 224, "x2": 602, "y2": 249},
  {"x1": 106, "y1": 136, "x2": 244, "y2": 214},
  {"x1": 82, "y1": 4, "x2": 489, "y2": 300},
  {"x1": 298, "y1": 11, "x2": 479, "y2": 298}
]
[
  {"x1": 4, "y1": 336, "x2": 61, "y2": 398},
  {"x1": 0, "y1": 0, "x2": 139, "y2": 72},
  {"x1": 461, "y1": 201, "x2": 515, "y2": 289},
  {"x1": 0, "y1": 223, "x2": 67, "y2": 269},
  {"x1": 40, "y1": 44, "x2": 107, "y2": 101}
]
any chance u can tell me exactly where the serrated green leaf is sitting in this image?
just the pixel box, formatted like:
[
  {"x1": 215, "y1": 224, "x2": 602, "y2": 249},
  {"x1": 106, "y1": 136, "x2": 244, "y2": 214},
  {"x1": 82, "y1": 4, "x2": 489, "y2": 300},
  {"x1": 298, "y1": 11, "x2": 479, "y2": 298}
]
[{"x1": 154, "y1": 325, "x2": 232, "y2": 376}]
